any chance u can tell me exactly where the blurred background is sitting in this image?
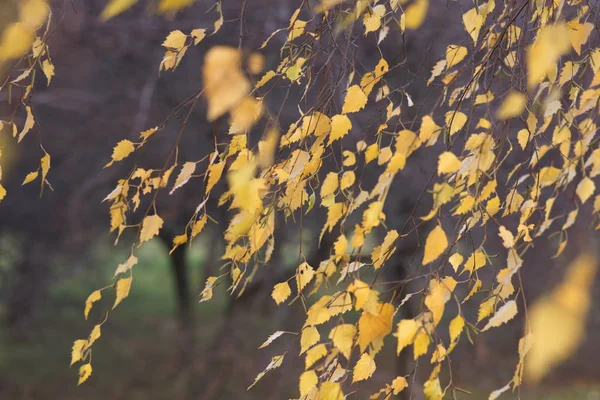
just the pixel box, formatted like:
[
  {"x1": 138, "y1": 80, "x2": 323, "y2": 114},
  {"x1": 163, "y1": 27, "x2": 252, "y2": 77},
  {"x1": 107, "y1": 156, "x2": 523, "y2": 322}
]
[{"x1": 1, "y1": 0, "x2": 600, "y2": 399}]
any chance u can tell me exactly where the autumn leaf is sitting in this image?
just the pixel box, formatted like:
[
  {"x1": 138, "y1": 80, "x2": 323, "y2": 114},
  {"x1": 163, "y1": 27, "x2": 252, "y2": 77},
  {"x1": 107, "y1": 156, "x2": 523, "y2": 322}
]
[
  {"x1": 105, "y1": 140, "x2": 135, "y2": 167},
  {"x1": 353, "y1": 353, "x2": 376, "y2": 382},
  {"x1": 482, "y1": 300, "x2": 517, "y2": 331},
  {"x1": 437, "y1": 152, "x2": 461, "y2": 175},
  {"x1": 329, "y1": 324, "x2": 356, "y2": 360},
  {"x1": 272, "y1": 282, "x2": 291, "y2": 305},
  {"x1": 78, "y1": 364, "x2": 92, "y2": 385},
  {"x1": 422, "y1": 225, "x2": 448, "y2": 265},
  {"x1": 84, "y1": 290, "x2": 101, "y2": 320},
  {"x1": 71, "y1": 339, "x2": 87, "y2": 366},
  {"x1": 203, "y1": 46, "x2": 250, "y2": 121},
  {"x1": 139, "y1": 214, "x2": 164, "y2": 244},
  {"x1": 403, "y1": 0, "x2": 428, "y2": 30},
  {"x1": 342, "y1": 85, "x2": 368, "y2": 114},
  {"x1": 299, "y1": 370, "x2": 318, "y2": 397},
  {"x1": 113, "y1": 276, "x2": 132, "y2": 309},
  {"x1": 496, "y1": 91, "x2": 526, "y2": 119},
  {"x1": 525, "y1": 253, "x2": 597, "y2": 383},
  {"x1": 100, "y1": 0, "x2": 137, "y2": 20}
]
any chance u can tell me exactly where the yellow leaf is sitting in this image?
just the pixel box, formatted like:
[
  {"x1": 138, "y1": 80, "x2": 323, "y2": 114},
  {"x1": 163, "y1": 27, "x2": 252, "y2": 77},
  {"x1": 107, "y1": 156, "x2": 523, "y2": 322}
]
[
  {"x1": 365, "y1": 143, "x2": 379, "y2": 164},
  {"x1": 538, "y1": 166, "x2": 561, "y2": 187},
  {"x1": 496, "y1": 91, "x2": 526, "y2": 119},
  {"x1": 568, "y1": 21, "x2": 593, "y2": 55},
  {"x1": 191, "y1": 215, "x2": 208, "y2": 239},
  {"x1": 113, "y1": 276, "x2": 132, "y2": 309},
  {"x1": 498, "y1": 226, "x2": 514, "y2": 248},
  {"x1": 392, "y1": 376, "x2": 408, "y2": 394},
  {"x1": 203, "y1": 46, "x2": 250, "y2": 121},
  {"x1": 300, "y1": 326, "x2": 321, "y2": 354},
  {"x1": 423, "y1": 373, "x2": 442, "y2": 400},
  {"x1": 361, "y1": 58, "x2": 389, "y2": 96},
  {"x1": 349, "y1": 280, "x2": 377, "y2": 312},
  {"x1": 446, "y1": 45, "x2": 467, "y2": 69},
  {"x1": 229, "y1": 97, "x2": 263, "y2": 134},
  {"x1": 105, "y1": 140, "x2": 135, "y2": 167},
  {"x1": 453, "y1": 194, "x2": 475, "y2": 215},
  {"x1": 462, "y1": 7, "x2": 483, "y2": 44},
  {"x1": 363, "y1": 4, "x2": 386, "y2": 34},
  {"x1": 576, "y1": 177, "x2": 595, "y2": 204},
  {"x1": 482, "y1": 300, "x2": 517, "y2": 331},
  {"x1": 19, "y1": 0, "x2": 49, "y2": 29},
  {"x1": 445, "y1": 111, "x2": 467, "y2": 136},
  {"x1": 377, "y1": 147, "x2": 392, "y2": 165},
  {"x1": 40, "y1": 152, "x2": 50, "y2": 184},
  {"x1": 256, "y1": 70, "x2": 276, "y2": 89},
  {"x1": 169, "y1": 234, "x2": 188, "y2": 255},
  {"x1": 206, "y1": 161, "x2": 225, "y2": 193},
  {"x1": 357, "y1": 303, "x2": 394, "y2": 352},
  {"x1": 305, "y1": 343, "x2": 327, "y2": 369},
  {"x1": 170, "y1": 161, "x2": 196, "y2": 194},
  {"x1": 114, "y1": 255, "x2": 138, "y2": 276},
  {"x1": 0, "y1": 22, "x2": 34, "y2": 60},
  {"x1": 413, "y1": 330, "x2": 430, "y2": 359},
  {"x1": 212, "y1": 2, "x2": 223, "y2": 33},
  {"x1": 526, "y1": 253, "x2": 597, "y2": 383},
  {"x1": 333, "y1": 234, "x2": 348, "y2": 258},
  {"x1": 362, "y1": 201, "x2": 384, "y2": 232},
  {"x1": 18, "y1": 105, "x2": 35, "y2": 143},
  {"x1": 191, "y1": 28, "x2": 206, "y2": 45},
  {"x1": 272, "y1": 282, "x2": 291, "y2": 305},
  {"x1": 422, "y1": 225, "x2": 448, "y2": 265},
  {"x1": 88, "y1": 324, "x2": 101, "y2": 347},
  {"x1": 463, "y1": 250, "x2": 486, "y2": 274},
  {"x1": 321, "y1": 172, "x2": 339, "y2": 199},
  {"x1": 527, "y1": 23, "x2": 570, "y2": 88},
  {"x1": 395, "y1": 319, "x2": 419, "y2": 355},
  {"x1": 162, "y1": 30, "x2": 187, "y2": 51},
  {"x1": 464, "y1": 279, "x2": 482, "y2": 303},
  {"x1": 371, "y1": 230, "x2": 399, "y2": 269},
  {"x1": 353, "y1": 353, "x2": 376, "y2": 382},
  {"x1": 449, "y1": 314, "x2": 464, "y2": 342},
  {"x1": 0, "y1": 184, "x2": 6, "y2": 202},
  {"x1": 299, "y1": 370, "x2": 318, "y2": 397},
  {"x1": 328, "y1": 114, "x2": 352, "y2": 144},
  {"x1": 22, "y1": 171, "x2": 39, "y2": 185},
  {"x1": 342, "y1": 85, "x2": 368, "y2": 114},
  {"x1": 425, "y1": 278, "x2": 456, "y2": 325},
  {"x1": 329, "y1": 324, "x2": 356, "y2": 360},
  {"x1": 403, "y1": 0, "x2": 428, "y2": 30},
  {"x1": 258, "y1": 331, "x2": 285, "y2": 349},
  {"x1": 513, "y1": 333, "x2": 534, "y2": 387},
  {"x1": 296, "y1": 262, "x2": 315, "y2": 293},
  {"x1": 248, "y1": 353, "x2": 285, "y2": 389},
  {"x1": 139, "y1": 214, "x2": 164, "y2": 244},
  {"x1": 200, "y1": 276, "x2": 219, "y2": 302},
  {"x1": 517, "y1": 129, "x2": 529, "y2": 150},
  {"x1": 41, "y1": 59, "x2": 55, "y2": 86},
  {"x1": 78, "y1": 364, "x2": 92, "y2": 385},
  {"x1": 71, "y1": 339, "x2": 87, "y2": 366},
  {"x1": 288, "y1": 13, "x2": 307, "y2": 41},
  {"x1": 448, "y1": 253, "x2": 463, "y2": 273},
  {"x1": 342, "y1": 151, "x2": 356, "y2": 167},
  {"x1": 84, "y1": 290, "x2": 101, "y2": 320},
  {"x1": 318, "y1": 382, "x2": 344, "y2": 400},
  {"x1": 437, "y1": 152, "x2": 461, "y2": 175},
  {"x1": 340, "y1": 171, "x2": 355, "y2": 191},
  {"x1": 100, "y1": 0, "x2": 137, "y2": 20},
  {"x1": 427, "y1": 60, "x2": 446, "y2": 86}
]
